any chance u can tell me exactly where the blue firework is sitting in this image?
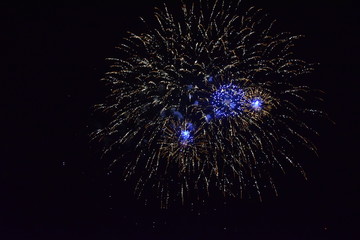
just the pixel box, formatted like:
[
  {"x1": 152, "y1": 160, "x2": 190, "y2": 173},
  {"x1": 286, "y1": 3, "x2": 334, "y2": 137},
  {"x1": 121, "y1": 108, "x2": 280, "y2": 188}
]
[
  {"x1": 211, "y1": 84, "x2": 246, "y2": 118},
  {"x1": 250, "y1": 98, "x2": 264, "y2": 111}
]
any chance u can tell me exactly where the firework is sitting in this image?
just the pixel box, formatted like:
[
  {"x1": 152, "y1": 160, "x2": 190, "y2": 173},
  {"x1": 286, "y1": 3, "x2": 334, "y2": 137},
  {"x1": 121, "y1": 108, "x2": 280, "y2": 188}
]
[{"x1": 92, "y1": 0, "x2": 325, "y2": 207}]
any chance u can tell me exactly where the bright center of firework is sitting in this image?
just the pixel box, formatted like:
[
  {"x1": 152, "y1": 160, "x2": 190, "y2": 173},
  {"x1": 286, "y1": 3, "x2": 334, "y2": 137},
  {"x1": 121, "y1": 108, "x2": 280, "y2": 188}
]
[
  {"x1": 179, "y1": 129, "x2": 193, "y2": 146},
  {"x1": 180, "y1": 130, "x2": 190, "y2": 140},
  {"x1": 250, "y1": 98, "x2": 263, "y2": 111},
  {"x1": 211, "y1": 84, "x2": 245, "y2": 118}
]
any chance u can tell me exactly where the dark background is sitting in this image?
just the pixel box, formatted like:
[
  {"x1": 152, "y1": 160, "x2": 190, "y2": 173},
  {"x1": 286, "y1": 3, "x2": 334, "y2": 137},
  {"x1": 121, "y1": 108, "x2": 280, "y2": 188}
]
[{"x1": 2, "y1": 0, "x2": 359, "y2": 239}]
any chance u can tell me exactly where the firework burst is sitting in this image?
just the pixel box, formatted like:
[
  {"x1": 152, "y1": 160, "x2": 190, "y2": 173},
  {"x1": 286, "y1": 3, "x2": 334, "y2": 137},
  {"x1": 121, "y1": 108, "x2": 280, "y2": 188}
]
[{"x1": 92, "y1": 0, "x2": 325, "y2": 207}]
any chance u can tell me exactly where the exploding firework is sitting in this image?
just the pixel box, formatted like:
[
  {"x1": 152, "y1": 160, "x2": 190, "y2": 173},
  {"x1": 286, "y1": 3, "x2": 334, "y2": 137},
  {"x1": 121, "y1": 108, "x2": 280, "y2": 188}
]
[{"x1": 92, "y1": 0, "x2": 325, "y2": 207}]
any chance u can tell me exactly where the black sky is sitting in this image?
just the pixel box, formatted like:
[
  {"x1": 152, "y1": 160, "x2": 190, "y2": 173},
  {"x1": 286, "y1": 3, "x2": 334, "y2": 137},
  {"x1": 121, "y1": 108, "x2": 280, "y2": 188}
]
[{"x1": 2, "y1": 0, "x2": 359, "y2": 239}]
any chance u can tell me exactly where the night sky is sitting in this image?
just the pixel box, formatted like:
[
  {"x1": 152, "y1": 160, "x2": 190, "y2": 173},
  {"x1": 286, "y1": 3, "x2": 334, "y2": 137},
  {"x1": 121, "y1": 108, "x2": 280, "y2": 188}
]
[{"x1": 2, "y1": 0, "x2": 359, "y2": 239}]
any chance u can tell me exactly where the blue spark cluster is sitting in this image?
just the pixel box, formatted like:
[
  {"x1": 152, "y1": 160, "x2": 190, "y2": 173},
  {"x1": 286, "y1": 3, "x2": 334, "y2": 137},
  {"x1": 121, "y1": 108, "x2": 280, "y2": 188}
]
[
  {"x1": 175, "y1": 84, "x2": 265, "y2": 146},
  {"x1": 179, "y1": 123, "x2": 194, "y2": 146},
  {"x1": 180, "y1": 130, "x2": 190, "y2": 140},
  {"x1": 211, "y1": 84, "x2": 245, "y2": 118},
  {"x1": 250, "y1": 98, "x2": 264, "y2": 111}
]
